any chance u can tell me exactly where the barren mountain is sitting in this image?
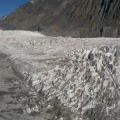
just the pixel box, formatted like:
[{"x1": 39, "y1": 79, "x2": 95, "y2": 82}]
[{"x1": 0, "y1": 0, "x2": 120, "y2": 37}]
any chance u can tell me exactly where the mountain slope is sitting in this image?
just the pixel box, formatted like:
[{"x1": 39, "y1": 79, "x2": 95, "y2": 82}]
[{"x1": 0, "y1": 0, "x2": 120, "y2": 37}]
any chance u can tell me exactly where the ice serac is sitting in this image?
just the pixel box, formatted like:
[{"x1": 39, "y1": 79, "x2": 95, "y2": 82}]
[{"x1": 0, "y1": 0, "x2": 120, "y2": 37}]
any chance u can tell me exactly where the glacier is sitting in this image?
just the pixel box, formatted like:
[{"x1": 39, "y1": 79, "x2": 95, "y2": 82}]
[{"x1": 0, "y1": 30, "x2": 120, "y2": 120}]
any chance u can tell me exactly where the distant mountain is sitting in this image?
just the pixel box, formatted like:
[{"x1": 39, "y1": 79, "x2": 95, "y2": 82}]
[{"x1": 0, "y1": 0, "x2": 120, "y2": 37}]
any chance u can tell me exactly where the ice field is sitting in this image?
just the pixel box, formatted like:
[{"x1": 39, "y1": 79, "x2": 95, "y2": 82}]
[{"x1": 0, "y1": 30, "x2": 120, "y2": 120}]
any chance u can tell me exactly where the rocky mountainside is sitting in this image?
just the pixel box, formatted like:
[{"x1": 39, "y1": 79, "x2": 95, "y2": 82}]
[{"x1": 0, "y1": 0, "x2": 120, "y2": 37}]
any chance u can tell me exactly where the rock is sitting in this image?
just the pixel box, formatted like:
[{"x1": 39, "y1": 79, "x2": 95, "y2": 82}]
[{"x1": 88, "y1": 52, "x2": 94, "y2": 61}]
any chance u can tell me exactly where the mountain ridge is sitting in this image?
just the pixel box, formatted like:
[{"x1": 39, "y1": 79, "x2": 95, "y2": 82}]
[{"x1": 0, "y1": 0, "x2": 120, "y2": 37}]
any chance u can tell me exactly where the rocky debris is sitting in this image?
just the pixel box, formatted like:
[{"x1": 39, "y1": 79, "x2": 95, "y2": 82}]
[
  {"x1": 0, "y1": 53, "x2": 71, "y2": 120},
  {"x1": 11, "y1": 46, "x2": 119, "y2": 120},
  {"x1": 0, "y1": 0, "x2": 120, "y2": 37}
]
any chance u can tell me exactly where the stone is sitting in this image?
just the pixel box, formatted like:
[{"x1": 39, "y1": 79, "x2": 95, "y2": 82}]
[{"x1": 88, "y1": 52, "x2": 94, "y2": 61}]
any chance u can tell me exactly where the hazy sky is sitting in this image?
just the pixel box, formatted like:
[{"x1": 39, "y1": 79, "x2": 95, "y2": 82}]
[{"x1": 0, "y1": 0, "x2": 29, "y2": 18}]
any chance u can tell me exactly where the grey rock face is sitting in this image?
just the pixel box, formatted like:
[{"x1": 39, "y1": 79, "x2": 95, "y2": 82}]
[{"x1": 0, "y1": 0, "x2": 120, "y2": 37}]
